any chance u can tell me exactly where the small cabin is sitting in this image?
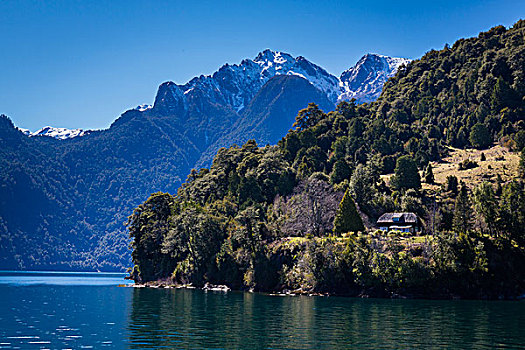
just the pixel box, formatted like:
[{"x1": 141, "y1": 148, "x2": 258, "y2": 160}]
[{"x1": 377, "y1": 212, "x2": 422, "y2": 233}]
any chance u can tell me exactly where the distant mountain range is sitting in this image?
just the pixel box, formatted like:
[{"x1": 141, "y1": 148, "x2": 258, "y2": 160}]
[
  {"x1": 0, "y1": 50, "x2": 409, "y2": 271},
  {"x1": 18, "y1": 51, "x2": 409, "y2": 141}
]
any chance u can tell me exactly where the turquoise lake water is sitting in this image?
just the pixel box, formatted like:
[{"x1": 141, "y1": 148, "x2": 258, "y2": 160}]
[{"x1": 0, "y1": 271, "x2": 524, "y2": 349}]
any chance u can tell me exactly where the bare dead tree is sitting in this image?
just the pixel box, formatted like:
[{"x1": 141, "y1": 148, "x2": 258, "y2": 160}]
[{"x1": 273, "y1": 177, "x2": 342, "y2": 237}]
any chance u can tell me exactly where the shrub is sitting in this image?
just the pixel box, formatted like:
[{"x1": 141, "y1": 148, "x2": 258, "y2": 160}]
[{"x1": 458, "y1": 159, "x2": 479, "y2": 170}]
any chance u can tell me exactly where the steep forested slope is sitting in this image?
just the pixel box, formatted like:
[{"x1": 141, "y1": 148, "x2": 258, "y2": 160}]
[
  {"x1": 0, "y1": 112, "x2": 196, "y2": 270},
  {"x1": 195, "y1": 75, "x2": 335, "y2": 167}
]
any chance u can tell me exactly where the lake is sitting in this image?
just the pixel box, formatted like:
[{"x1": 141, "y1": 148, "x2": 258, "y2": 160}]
[{"x1": 0, "y1": 271, "x2": 524, "y2": 349}]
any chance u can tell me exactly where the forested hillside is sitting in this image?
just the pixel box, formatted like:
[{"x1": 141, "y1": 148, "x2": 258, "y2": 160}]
[
  {"x1": 129, "y1": 21, "x2": 525, "y2": 298},
  {"x1": 0, "y1": 50, "x2": 406, "y2": 271},
  {"x1": 0, "y1": 77, "x2": 335, "y2": 271},
  {"x1": 0, "y1": 112, "x2": 194, "y2": 270}
]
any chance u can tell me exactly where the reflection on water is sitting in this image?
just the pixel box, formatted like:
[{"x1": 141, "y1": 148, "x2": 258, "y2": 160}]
[
  {"x1": 128, "y1": 288, "x2": 525, "y2": 349},
  {"x1": 0, "y1": 271, "x2": 524, "y2": 349},
  {"x1": 0, "y1": 283, "x2": 131, "y2": 348}
]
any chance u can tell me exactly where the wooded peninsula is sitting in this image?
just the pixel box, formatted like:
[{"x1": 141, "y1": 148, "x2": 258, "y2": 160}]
[{"x1": 128, "y1": 21, "x2": 525, "y2": 299}]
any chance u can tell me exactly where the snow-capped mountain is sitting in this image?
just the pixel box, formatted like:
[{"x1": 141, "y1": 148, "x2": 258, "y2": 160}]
[
  {"x1": 339, "y1": 53, "x2": 411, "y2": 103},
  {"x1": 19, "y1": 50, "x2": 409, "y2": 142},
  {"x1": 18, "y1": 126, "x2": 90, "y2": 140},
  {"x1": 153, "y1": 50, "x2": 409, "y2": 117},
  {"x1": 153, "y1": 49, "x2": 341, "y2": 115}
]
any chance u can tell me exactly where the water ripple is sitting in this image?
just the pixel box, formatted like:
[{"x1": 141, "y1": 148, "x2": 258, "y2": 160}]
[{"x1": 1, "y1": 273, "x2": 524, "y2": 349}]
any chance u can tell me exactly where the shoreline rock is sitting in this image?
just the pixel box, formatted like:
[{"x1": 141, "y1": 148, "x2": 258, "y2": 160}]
[
  {"x1": 124, "y1": 281, "x2": 525, "y2": 301},
  {"x1": 203, "y1": 282, "x2": 231, "y2": 292}
]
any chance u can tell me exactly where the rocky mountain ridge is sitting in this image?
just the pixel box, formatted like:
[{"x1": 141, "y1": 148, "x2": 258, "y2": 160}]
[
  {"x1": 18, "y1": 50, "x2": 409, "y2": 138},
  {"x1": 151, "y1": 50, "x2": 409, "y2": 116}
]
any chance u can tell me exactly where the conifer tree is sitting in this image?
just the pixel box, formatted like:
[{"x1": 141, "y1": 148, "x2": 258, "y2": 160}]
[
  {"x1": 491, "y1": 77, "x2": 518, "y2": 112},
  {"x1": 452, "y1": 183, "x2": 473, "y2": 234},
  {"x1": 333, "y1": 189, "x2": 365, "y2": 234},
  {"x1": 424, "y1": 163, "x2": 434, "y2": 184},
  {"x1": 390, "y1": 155, "x2": 421, "y2": 190},
  {"x1": 469, "y1": 123, "x2": 491, "y2": 149},
  {"x1": 446, "y1": 175, "x2": 459, "y2": 194},
  {"x1": 330, "y1": 159, "x2": 351, "y2": 185}
]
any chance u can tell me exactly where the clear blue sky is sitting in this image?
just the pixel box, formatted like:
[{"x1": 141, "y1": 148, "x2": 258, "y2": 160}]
[{"x1": 1, "y1": 0, "x2": 523, "y2": 131}]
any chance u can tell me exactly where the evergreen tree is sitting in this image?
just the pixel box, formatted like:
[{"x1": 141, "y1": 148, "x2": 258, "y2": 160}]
[
  {"x1": 293, "y1": 103, "x2": 324, "y2": 131},
  {"x1": 472, "y1": 182, "x2": 497, "y2": 236},
  {"x1": 127, "y1": 192, "x2": 175, "y2": 282},
  {"x1": 390, "y1": 155, "x2": 421, "y2": 190},
  {"x1": 514, "y1": 131, "x2": 525, "y2": 151},
  {"x1": 349, "y1": 164, "x2": 378, "y2": 205},
  {"x1": 498, "y1": 181, "x2": 525, "y2": 244},
  {"x1": 452, "y1": 183, "x2": 473, "y2": 234},
  {"x1": 333, "y1": 189, "x2": 365, "y2": 234},
  {"x1": 491, "y1": 77, "x2": 518, "y2": 112},
  {"x1": 424, "y1": 163, "x2": 435, "y2": 184},
  {"x1": 330, "y1": 159, "x2": 351, "y2": 185},
  {"x1": 469, "y1": 123, "x2": 491, "y2": 149},
  {"x1": 446, "y1": 175, "x2": 459, "y2": 194}
]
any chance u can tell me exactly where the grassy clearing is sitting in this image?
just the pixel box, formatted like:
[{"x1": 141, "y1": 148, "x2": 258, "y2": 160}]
[
  {"x1": 381, "y1": 145, "x2": 519, "y2": 191},
  {"x1": 428, "y1": 145, "x2": 519, "y2": 189}
]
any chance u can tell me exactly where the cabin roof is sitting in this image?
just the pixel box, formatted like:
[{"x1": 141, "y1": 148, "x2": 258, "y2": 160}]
[{"x1": 377, "y1": 212, "x2": 419, "y2": 224}]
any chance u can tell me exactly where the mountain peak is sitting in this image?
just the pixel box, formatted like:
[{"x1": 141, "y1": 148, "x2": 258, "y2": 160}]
[
  {"x1": 254, "y1": 48, "x2": 274, "y2": 61},
  {"x1": 146, "y1": 50, "x2": 410, "y2": 117},
  {"x1": 152, "y1": 81, "x2": 188, "y2": 116},
  {"x1": 254, "y1": 49, "x2": 294, "y2": 64},
  {"x1": 150, "y1": 49, "x2": 343, "y2": 114},
  {"x1": 339, "y1": 53, "x2": 411, "y2": 103}
]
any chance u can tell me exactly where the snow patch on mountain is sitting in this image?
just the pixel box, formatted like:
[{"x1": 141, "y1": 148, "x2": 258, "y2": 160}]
[
  {"x1": 17, "y1": 127, "x2": 31, "y2": 136},
  {"x1": 18, "y1": 126, "x2": 91, "y2": 140},
  {"x1": 135, "y1": 104, "x2": 152, "y2": 112}
]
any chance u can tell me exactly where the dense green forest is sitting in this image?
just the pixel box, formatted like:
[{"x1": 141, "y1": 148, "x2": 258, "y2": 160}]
[
  {"x1": 129, "y1": 21, "x2": 525, "y2": 298},
  {"x1": 0, "y1": 73, "x2": 334, "y2": 271}
]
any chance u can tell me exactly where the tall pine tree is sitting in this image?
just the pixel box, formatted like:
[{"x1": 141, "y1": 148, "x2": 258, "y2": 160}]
[
  {"x1": 390, "y1": 155, "x2": 421, "y2": 190},
  {"x1": 333, "y1": 189, "x2": 365, "y2": 234},
  {"x1": 452, "y1": 183, "x2": 473, "y2": 234},
  {"x1": 424, "y1": 163, "x2": 435, "y2": 184}
]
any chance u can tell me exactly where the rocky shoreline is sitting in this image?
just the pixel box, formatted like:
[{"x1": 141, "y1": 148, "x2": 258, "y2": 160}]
[
  {"x1": 122, "y1": 280, "x2": 525, "y2": 300},
  {"x1": 123, "y1": 280, "x2": 333, "y2": 297}
]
